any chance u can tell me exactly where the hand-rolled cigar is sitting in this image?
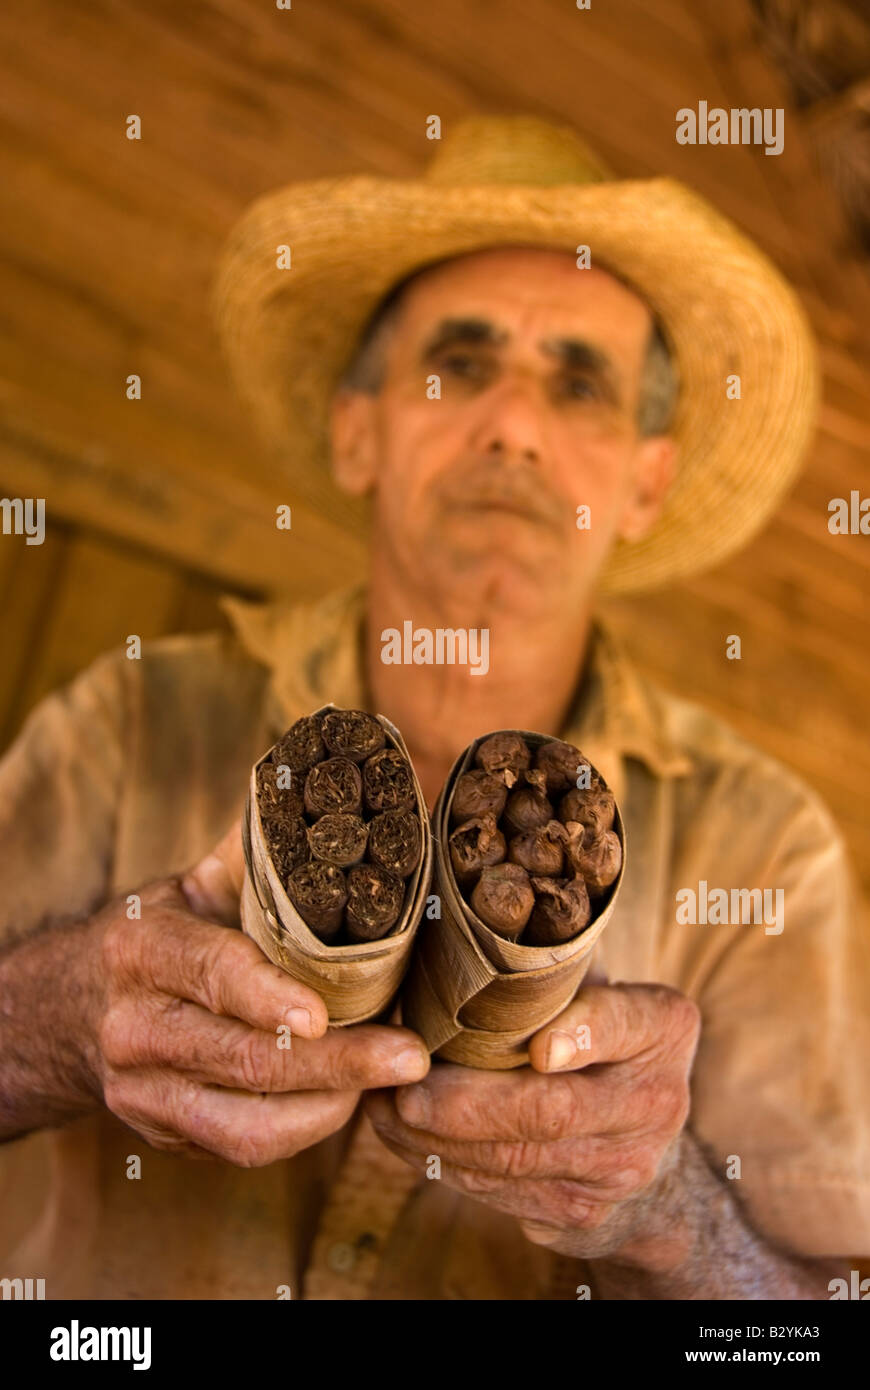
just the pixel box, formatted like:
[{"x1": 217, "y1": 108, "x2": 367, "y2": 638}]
[
  {"x1": 559, "y1": 785, "x2": 615, "y2": 838},
  {"x1": 306, "y1": 812, "x2": 369, "y2": 867},
  {"x1": 345, "y1": 864, "x2": 405, "y2": 942},
  {"x1": 524, "y1": 875, "x2": 591, "y2": 947},
  {"x1": 502, "y1": 769, "x2": 553, "y2": 836},
  {"x1": 448, "y1": 813, "x2": 507, "y2": 886},
  {"x1": 304, "y1": 757, "x2": 363, "y2": 818},
  {"x1": 533, "y1": 739, "x2": 588, "y2": 797},
  {"x1": 256, "y1": 761, "x2": 305, "y2": 820},
  {"x1": 368, "y1": 809, "x2": 422, "y2": 878},
  {"x1": 508, "y1": 819, "x2": 568, "y2": 876},
  {"x1": 322, "y1": 709, "x2": 386, "y2": 763},
  {"x1": 565, "y1": 826, "x2": 622, "y2": 896},
  {"x1": 470, "y1": 862, "x2": 535, "y2": 940},
  {"x1": 286, "y1": 861, "x2": 347, "y2": 941},
  {"x1": 475, "y1": 732, "x2": 531, "y2": 781},
  {"x1": 450, "y1": 769, "x2": 509, "y2": 825},
  {"x1": 270, "y1": 715, "x2": 325, "y2": 773},
  {"x1": 362, "y1": 748, "x2": 416, "y2": 814},
  {"x1": 262, "y1": 814, "x2": 311, "y2": 879}
]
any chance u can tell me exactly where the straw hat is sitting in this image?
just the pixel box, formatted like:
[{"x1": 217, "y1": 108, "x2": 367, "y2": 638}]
[{"x1": 214, "y1": 115, "x2": 819, "y2": 593}]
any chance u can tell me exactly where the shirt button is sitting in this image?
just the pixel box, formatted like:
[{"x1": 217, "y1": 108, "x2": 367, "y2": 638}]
[{"x1": 326, "y1": 1241, "x2": 357, "y2": 1274}]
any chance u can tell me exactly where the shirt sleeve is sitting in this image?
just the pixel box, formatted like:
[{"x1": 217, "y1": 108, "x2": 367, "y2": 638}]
[
  {"x1": 669, "y1": 758, "x2": 870, "y2": 1260},
  {"x1": 0, "y1": 648, "x2": 129, "y2": 946}
]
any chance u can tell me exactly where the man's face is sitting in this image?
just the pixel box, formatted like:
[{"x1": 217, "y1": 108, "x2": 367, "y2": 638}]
[{"x1": 331, "y1": 247, "x2": 675, "y2": 619}]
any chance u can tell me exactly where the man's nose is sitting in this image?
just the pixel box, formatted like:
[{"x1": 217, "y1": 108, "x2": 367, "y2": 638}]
[{"x1": 469, "y1": 379, "x2": 544, "y2": 466}]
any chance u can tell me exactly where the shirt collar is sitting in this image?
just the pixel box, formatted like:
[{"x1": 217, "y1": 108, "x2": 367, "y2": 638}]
[{"x1": 219, "y1": 583, "x2": 692, "y2": 799}]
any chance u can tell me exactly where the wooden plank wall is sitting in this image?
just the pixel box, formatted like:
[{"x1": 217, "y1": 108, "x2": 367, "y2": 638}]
[{"x1": 1, "y1": 0, "x2": 868, "y2": 885}]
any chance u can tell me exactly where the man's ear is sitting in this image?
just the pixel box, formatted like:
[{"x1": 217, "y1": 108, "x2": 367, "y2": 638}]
[
  {"x1": 618, "y1": 436, "x2": 677, "y2": 543},
  {"x1": 329, "y1": 388, "x2": 378, "y2": 497}
]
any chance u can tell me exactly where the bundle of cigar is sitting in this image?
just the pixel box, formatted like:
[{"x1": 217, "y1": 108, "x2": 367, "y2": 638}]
[
  {"x1": 254, "y1": 709, "x2": 423, "y2": 945},
  {"x1": 401, "y1": 726, "x2": 625, "y2": 1068},
  {"x1": 448, "y1": 732, "x2": 621, "y2": 948}
]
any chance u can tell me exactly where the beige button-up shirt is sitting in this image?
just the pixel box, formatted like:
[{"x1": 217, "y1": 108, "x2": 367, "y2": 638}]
[{"x1": 1, "y1": 583, "x2": 868, "y2": 1299}]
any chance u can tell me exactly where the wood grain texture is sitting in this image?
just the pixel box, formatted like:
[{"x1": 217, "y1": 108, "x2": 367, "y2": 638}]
[{"x1": 0, "y1": 0, "x2": 868, "y2": 889}]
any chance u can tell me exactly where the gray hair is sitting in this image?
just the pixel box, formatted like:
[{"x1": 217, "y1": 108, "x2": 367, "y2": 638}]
[{"x1": 338, "y1": 267, "x2": 679, "y2": 437}]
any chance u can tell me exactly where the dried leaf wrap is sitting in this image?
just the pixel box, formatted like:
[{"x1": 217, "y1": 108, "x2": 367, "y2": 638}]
[
  {"x1": 242, "y1": 705, "x2": 431, "y2": 1026},
  {"x1": 402, "y1": 727, "x2": 625, "y2": 1069}
]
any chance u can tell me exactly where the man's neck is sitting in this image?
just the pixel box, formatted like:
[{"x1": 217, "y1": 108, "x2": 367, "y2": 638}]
[{"x1": 363, "y1": 570, "x2": 592, "y2": 810}]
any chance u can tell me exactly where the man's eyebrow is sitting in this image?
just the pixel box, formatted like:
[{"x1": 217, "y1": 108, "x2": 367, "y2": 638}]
[
  {"x1": 419, "y1": 318, "x2": 508, "y2": 356},
  {"x1": 539, "y1": 337, "x2": 612, "y2": 373},
  {"x1": 540, "y1": 336, "x2": 623, "y2": 402}
]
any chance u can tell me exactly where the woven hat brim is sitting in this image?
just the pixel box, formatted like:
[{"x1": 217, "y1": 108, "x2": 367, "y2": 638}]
[{"x1": 214, "y1": 174, "x2": 819, "y2": 594}]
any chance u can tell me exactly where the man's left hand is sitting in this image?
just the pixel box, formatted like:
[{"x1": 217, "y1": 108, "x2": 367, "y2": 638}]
[{"x1": 365, "y1": 982, "x2": 701, "y2": 1261}]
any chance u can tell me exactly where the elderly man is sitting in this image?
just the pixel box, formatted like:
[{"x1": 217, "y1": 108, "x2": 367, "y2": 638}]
[{"x1": 1, "y1": 117, "x2": 868, "y2": 1301}]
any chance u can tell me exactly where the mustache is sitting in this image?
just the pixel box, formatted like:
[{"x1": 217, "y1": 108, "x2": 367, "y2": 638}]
[{"x1": 437, "y1": 464, "x2": 566, "y2": 528}]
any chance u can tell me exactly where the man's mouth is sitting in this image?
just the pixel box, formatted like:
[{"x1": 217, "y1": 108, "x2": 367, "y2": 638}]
[
  {"x1": 462, "y1": 498, "x2": 537, "y2": 517},
  {"x1": 443, "y1": 492, "x2": 557, "y2": 525}
]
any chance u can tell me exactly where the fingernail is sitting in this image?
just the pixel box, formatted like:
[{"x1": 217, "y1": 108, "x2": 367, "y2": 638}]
[
  {"x1": 397, "y1": 1082, "x2": 430, "y2": 1126},
  {"x1": 545, "y1": 1030, "x2": 577, "y2": 1070},
  {"x1": 284, "y1": 1007, "x2": 312, "y2": 1035},
  {"x1": 392, "y1": 1047, "x2": 429, "y2": 1085}
]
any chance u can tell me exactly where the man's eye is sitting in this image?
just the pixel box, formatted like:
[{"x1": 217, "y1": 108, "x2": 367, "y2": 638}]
[
  {"x1": 440, "y1": 353, "x2": 486, "y2": 378},
  {"x1": 562, "y1": 375, "x2": 599, "y2": 400}
]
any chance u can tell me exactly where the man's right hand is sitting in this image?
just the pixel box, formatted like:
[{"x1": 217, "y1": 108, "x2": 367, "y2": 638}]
[{"x1": 0, "y1": 821, "x2": 430, "y2": 1160}]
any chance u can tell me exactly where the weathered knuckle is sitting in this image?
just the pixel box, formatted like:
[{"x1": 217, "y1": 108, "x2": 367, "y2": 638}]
[
  {"x1": 322, "y1": 1034, "x2": 373, "y2": 1090},
  {"x1": 99, "y1": 912, "x2": 136, "y2": 980},
  {"x1": 101, "y1": 1073, "x2": 131, "y2": 1119},
  {"x1": 529, "y1": 1076, "x2": 577, "y2": 1138},
  {"x1": 501, "y1": 1141, "x2": 542, "y2": 1179},
  {"x1": 188, "y1": 939, "x2": 223, "y2": 1011},
  {"x1": 660, "y1": 1079, "x2": 690, "y2": 1132},
  {"x1": 456, "y1": 1167, "x2": 500, "y2": 1196},
  {"x1": 210, "y1": 929, "x2": 250, "y2": 978},
  {"x1": 668, "y1": 992, "x2": 701, "y2": 1045},
  {"x1": 582, "y1": 1202, "x2": 611, "y2": 1230},
  {"x1": 561, "y1": 1184, "x2": 605, "y2": 1228},
  {"x1": 231, "y1": 1034, "x2": 279, "y2": 1092},
  {"x1": 626, "y1": 1078, "x2": 663, "y2": 1130},
  {"x1": 98, "y1": 1004, "x2": 140, "y2": 1067},
  {"x1": 139, "y1": 1128, "x2": 190, "y2": 1157},
  {"x1": 228, "y1": 1130, "x2": 272, "y2": 1169}
]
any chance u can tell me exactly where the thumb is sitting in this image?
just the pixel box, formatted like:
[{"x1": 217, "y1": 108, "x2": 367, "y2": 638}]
[{"x1": 180, "y1": 817, "x2": 247, "y2": 928}]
